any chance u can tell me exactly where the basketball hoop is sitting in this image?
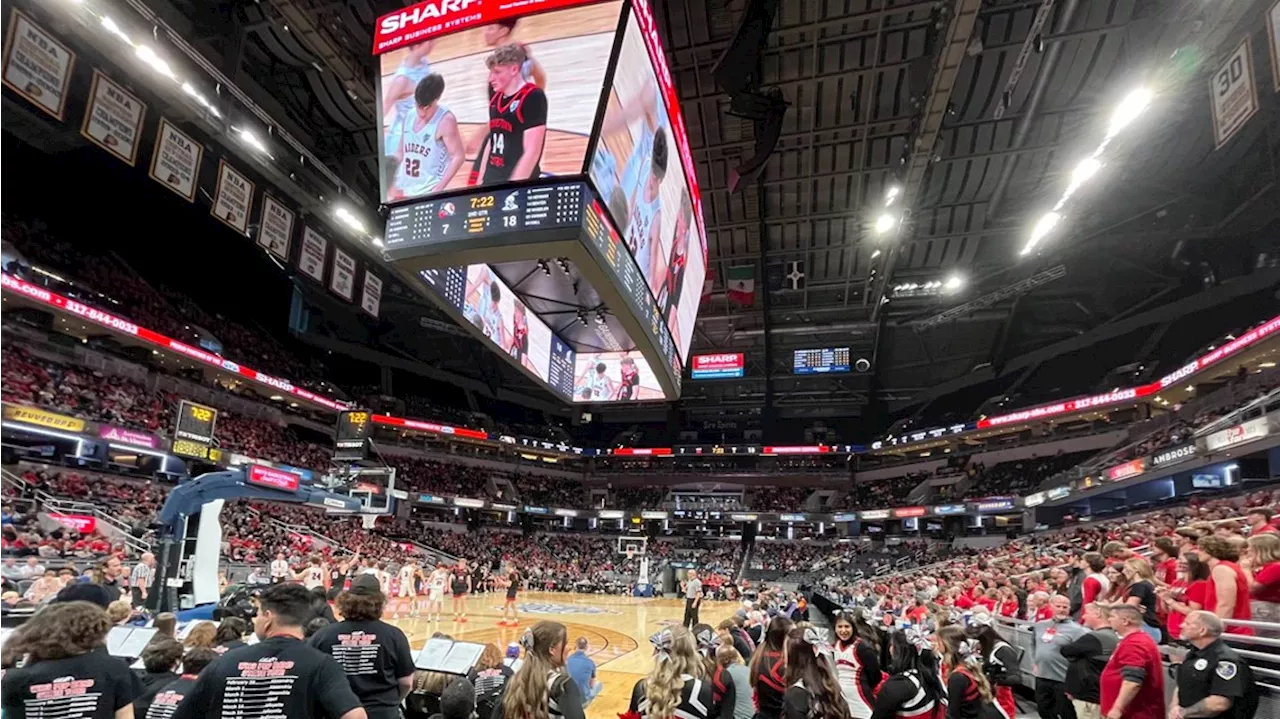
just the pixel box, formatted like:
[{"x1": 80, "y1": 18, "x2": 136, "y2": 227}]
[
  {"x1": 361, "y1": 514, "x2": 377, "y2": 530},
  {"x1": 625, "y1": 548, "x2": 635, "y2": 561}
]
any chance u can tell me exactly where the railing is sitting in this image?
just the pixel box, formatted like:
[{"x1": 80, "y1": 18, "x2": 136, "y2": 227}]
[{"x1": 2, "y1": 467, "x2": 152, "y2": 556}]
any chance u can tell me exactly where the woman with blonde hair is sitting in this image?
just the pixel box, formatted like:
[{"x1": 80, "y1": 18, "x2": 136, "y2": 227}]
[
  {"x1": 1, "y1": 601, "x2": 139, "y2": 719},
  {"x1": 496, "y1": 621, "x2": 584, "y2": 719},
  {"x1": 933, "y1": 625, "x2": 997, "y2": 719},
  {"x1": 628, "y1": 625, "x2": 718, "y2": 719},
  {"x1": 1246, "y1": 532, "x2": 1280, "y2": 624},
  {"x1": 1120, "y1": 557, "x2": 1163, "y2": 641}
]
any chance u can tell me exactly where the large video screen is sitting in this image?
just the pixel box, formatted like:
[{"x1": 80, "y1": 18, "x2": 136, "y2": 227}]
[
  {"x1": 376, "y1": 1, "x2": 621, "y2": 204},
  {"x1": 573, "y1": 350, "x2": 666, "y2": 402},
  {"x1": 590, "y1": 11, "x2": 705, "y2": 365}
]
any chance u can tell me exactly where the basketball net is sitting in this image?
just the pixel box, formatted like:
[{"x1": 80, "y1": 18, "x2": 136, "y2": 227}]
[
  {"x1": 361, "y1": 514, "x2": 377, "y2": 530},
  {"x1": 625, "y1": 548, "x2": 635, "y2": 561}
]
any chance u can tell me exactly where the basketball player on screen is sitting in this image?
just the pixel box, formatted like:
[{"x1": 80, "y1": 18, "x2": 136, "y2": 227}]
[
  {"x1": 656, "y1": 193, "x2": 694, "y2": 350},
  {"x1": 576, "y1": 361, "x2": 616, "y2": 401},
  {"x1": 616, "y1": 354, "x2": 641, "y2": 401},
  {"x1": 390, "y1": 75, "x2": 464, "y2": 201},
  {"x1": 510, "y1": 301, "x2": 530, "y2": 368},
  {"x1": 382, "y1": 40, "x2": 435, "y2": 155},
  {"x1": 475, "y1": 44, "x2": 548, "y2": 185}
]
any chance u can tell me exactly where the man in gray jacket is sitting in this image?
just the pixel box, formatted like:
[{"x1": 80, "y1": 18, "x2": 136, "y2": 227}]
[
  {"x1": 1033, "y1": 594, "x2": 1090, "y2": 719},
  {"x1": 1061, "y1": 603, "x2": 1120, "y2": 719}
]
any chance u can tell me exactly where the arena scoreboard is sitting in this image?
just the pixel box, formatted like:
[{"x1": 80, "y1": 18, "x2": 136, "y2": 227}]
[
  {"x1": 335, "y1": 409, "x2": 372, "y2": 461},
  {"x1": 793, "y1": 348, "x2": 851, "y2": 375},
  {"x1": 373, "y1": 0, "x2": 705, "y2": 405},
  {"x1": 172, "y1": 400, "x2": 218, "y2": 460}
]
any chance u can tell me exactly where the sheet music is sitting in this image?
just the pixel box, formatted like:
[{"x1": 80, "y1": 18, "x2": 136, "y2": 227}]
[
  {"x1": 413, "y1": 637, "x2": 453, "y2": 670},
  {"x1": 106, "y1": 627, "x2": 159, "y2": 657},
  {"x1": 439, "y1": 642, "x2": 485, "y2": 674}
]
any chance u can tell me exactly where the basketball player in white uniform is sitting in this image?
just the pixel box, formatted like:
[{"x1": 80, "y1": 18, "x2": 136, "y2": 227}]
[
  {"x1": 398, "y1": 560, "x2": 417, "y2": 599},
  {"x1": 297, "y1": 557, "x2": 326, "y2": 590},
  {"x1": 427, "y1": 562, "x2": 450, "y2": 622},
  {"x1": 390, "y1": 74, "x2": 463, "y2": 201},
  {"x1": 576, "y1": 361, "x2": 615, "y2": 402},
  {"x1": 382, "y1": 41, "x2": 434, "y2": 156}
]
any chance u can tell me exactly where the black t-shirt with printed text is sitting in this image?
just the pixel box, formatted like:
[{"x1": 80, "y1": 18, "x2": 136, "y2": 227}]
[
  {"x1": 308, "y1": 619, "x2": 415, "y2": 716},
  {"x1": 1, "y1": 647, "x2": 139, "y2": 719},
  {"x1": 144, "y1": 676, "x2": 199, "y2": 719},
  {"x1": 169, "y1": 635, "x2": 362, "y2": 719}
]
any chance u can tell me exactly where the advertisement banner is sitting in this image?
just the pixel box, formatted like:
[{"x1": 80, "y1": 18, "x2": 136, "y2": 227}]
[
  {"x1": 1210, "y1": 38, "x2": 1258, "y2": 150},
  {"x1": 859, "y1": 509, "x2": 890, "y2": 521},
  {"x1": 779, "y1": 513, "x2": 806, "y2": 522},
  {"x1": 148, "y1": 118, "x2": 203, "y2": 202},
  {"x1": 299, "y1": 227, "x2": 328, "y2": 282},
  {"x1": 48, "y1": 512, "x2": 96, "y2": 533},
  {"x1": 2, "y1": 10, "x2": 76, "y2": 120},
  {"x1": 99, "y1": 425, "x2": 158, "y2": 448},
  {"x1": 893, "y1": 506, "x2": 926, "y2": 519},
  {"x1": 1151, "y1": 444, "x2": 1196, "y2": 468},
  {"x1": 691, "y1": 353, "x2": 744, "y2": 380},
  {"x1": 932, "y1": 504, "x2": 966, "y2": 515},
  {"x1": 211, "y1": 159, "x2": 254, "y2": 234},
  {"x1": 1024, "y1": 491, "x2": 1047, "y2": 508},
  {"x1": 246, "y1": 465, "x2": 301, "y2": 493},
  {"x1": 1105, "y1": 458, "x2": 1147, "y2": 482},
  {"x1": 330, "y1": 246, "x2": 357, "y2": 301},
  {"x1": 974, "y1": 498, "x2": 1016, "y2": 513},
  {"x1": 1047, "y1": 486, "x2": 1071, "y2": 501},
  {"x1": 453, "y1": 497, "x2": 485, "y2": 508},
  {"x1": 81, "y1": 70, "x2": 147, "y2": 166},
  {"x1": 3, "y1": 405, "x2": 85, "y2": 433},
  {"x1": 1205, "y1": 416, "x2": 1271, "y2": 452},
  {"x1": 257, "y1": 194, "x2": 295, "y2": 261}
]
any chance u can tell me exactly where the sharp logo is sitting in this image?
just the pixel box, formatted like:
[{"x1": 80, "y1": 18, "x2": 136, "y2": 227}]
[{"x1": 379, "y1": 0, "x2": 481, "y2": 34}]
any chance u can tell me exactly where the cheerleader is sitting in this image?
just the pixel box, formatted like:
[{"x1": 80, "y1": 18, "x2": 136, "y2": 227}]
[
  {"x1": 629, "y1": 626, "x2": 720, "y2": 719},
  {"x1": 965, "y1": 612, "x2": 1020, "y2": 719},
  {"x1": 749, "y1": 617, "x2": 794, "y2": 719},
  {"x1": 933, "y1": 626, "x2": 999, "y2": 719},
  {"x1": 868, "y1": 628, "x2": 944, "y2": 719},
  {"x1": 693, "y1": 624, "x2": 737, "y2": 716},
  {"x1": 782, "y1": 626, "x2": 852, "y2": 719},
  {"x1": 832, "y1": 611, "x2": 882, "y2": 719}
]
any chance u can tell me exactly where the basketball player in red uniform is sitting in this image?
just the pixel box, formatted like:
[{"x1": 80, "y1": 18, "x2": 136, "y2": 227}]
[
  {"x1": 450, "y1": 558, "x2": 472, "y2": 623},
  {"x1": 616, "y1": 354, "x2": 641, "y2": 401},
  {"x1": 657, "y1": 192, "x2": 694, "y2": 350},
  {"x1": 475, "y1": 44, "x2": 547, "y2": 185}
]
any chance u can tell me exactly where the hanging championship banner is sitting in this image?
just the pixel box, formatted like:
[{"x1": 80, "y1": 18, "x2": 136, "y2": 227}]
[
  {"x1": 330, "y1": 246, "x2": 356, "y2": 301},
  {"x1": 257, "y1": 194, "x2": 295, "y2": 261},
  {"x1": 2, "y1": 10, "x2": 75, "y2": 120},
  {"x1": 1210, "y1": 38, "x2": 1258, "y2": 149},
  {"x1": 148, "y1": 118, "x2": 203, "y2": 202},
  {"x1": 1268, "y1": 1, "x2": 1280, "y2": 92},
  {"x1": 211, "y1": 159, "x2": 254, "y2": 234},
  {"x1": 81, "y1": 70, "x2": 146, "y2": 166},
  {"x1": 299, "y1": 226, "x2": 328, "y2": 282},
  {"x1": 361, "y1": 271, "x2": 383, "y2": 318}
]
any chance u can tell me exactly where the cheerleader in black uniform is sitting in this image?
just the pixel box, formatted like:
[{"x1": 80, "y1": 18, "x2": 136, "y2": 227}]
[
  {"x1": 692, "y1": 624, "x2": 736, "y2": 719},
  {"x1": 869, "y1": 629, "x2": 944, "y2": 719},
  {"x1": 933, "y1": 626, "x2": 999, "y2": 719},
  {"x1": 964, "y1": 613, "x2": 1020, "y2": 719},
  {"x1": 782, "y1": 626, "x2": 853, "y2": 719},
  {"x1": 832, "y1": 611, "x2": 882, "y2": 719},
  {"x1": 749, "y1": 616, "x2": 794, "y2": 719},
  {"x1": 629, "y1": 626, "x2": 719, "y2": 719}
]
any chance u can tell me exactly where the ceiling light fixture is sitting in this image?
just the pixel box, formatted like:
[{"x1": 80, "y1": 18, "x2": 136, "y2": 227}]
[
  {"x1": 874, "y1": 213, "x2": 898, "y2": 235},
  {"x1": 1107, "y1": 87, "x2": 1153, "y2": 139}
]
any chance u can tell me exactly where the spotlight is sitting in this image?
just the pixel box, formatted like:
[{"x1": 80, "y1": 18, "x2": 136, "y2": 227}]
[
  {"x1": 1107, "y1": 87, "x2": 1152, "y2": 138},
  {"x1": 537, "y1": 259, "x2": 551, "y2": 276},
  {"x1": 943, "y1": 275, "x2": 964, "y2": 293},
  {"x1": 577, "y1": 310, "x2": 589, "y2": 327},
  {"x1": 885, "y1": 185, "x2": 902, "y2": 205},
  {"x1": 1021, "y1": 212, "x2": 1062, "y2": 256},
  {"x1": 874, "y1": 213, "x2": 898, "y2": 235},
  {"x1": 1071, "y1": 157, "x2": 1102, "y2": 185},
  {"x1": 595, "y1": 308, "x2": 608, "y2": 325}
]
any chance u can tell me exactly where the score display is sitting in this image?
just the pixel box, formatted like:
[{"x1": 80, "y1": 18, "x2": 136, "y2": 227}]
[
  {"x1": 384, "y1": 183, "x2": 586, "y2": 250},
  {"x1": 793, "y1": 348, "x2": 851, "y2": 375},
  {"x1": 172, "y1": 400, "x2": 218, "y2": 460},
  {"x1": 335, "y1": 410, "x2": 371, "y2": 461}
]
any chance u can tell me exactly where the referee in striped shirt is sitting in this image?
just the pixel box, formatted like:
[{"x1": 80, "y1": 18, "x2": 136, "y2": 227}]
[{"x1": 130, "y1": 552, "x2": 155, "y2": 608}]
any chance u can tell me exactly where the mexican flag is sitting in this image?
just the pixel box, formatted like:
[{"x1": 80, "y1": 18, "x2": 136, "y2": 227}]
[{"x1": 727, "y1": 265, "x2": 755, "y2": 306}]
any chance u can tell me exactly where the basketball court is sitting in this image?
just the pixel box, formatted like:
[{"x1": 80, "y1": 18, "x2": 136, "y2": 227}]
[{"x1": 381, "y1": 590, "x2": 738, "y2": 719}]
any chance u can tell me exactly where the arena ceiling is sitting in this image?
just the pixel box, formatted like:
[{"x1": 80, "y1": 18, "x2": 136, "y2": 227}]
[{"x1": 156, "y1": 0, "x2": 1278, "y2": 425}]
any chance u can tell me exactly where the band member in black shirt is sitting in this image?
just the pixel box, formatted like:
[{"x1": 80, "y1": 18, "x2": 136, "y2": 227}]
[
  {"x1": 143, "y1": 649, "x2": 218, "y2": 719},
  {"x1": 477, "y1": 44, "x2": 547, "y2": 185},
  {"x1": 1, "y1": 601, "x2": 140, "y2": 719},
  {"x1": 310, "y1": 575, "x2": 416, "y2": 719},
  {"x1": 170, "y1": 583, "x2": 366, "y2": 719},
  {"x1": 136, "y1": 639, "x2": 185, "y2": 716}
]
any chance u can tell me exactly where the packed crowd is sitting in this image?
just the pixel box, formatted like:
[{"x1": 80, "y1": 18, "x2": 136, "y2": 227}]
[{"x1": 958, "y1": 450, "x2": 1095, "y2": 499}]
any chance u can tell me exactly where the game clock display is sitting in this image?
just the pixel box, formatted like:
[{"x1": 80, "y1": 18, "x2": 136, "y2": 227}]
[
  {"x1": 384, "y1": 183, "x2": 585, "y2": 248},
  {"x1": 173, "y1": 400, "x2": 218, "y2": 458},
  {"x1": 793, "y1": 348, "x2": 851, "y2": 375}
]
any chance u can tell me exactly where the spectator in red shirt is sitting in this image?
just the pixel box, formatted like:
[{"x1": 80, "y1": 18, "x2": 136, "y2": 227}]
[
  {"x1": 1158, "y1": 552, "x2": 1214, "y2": 640},
  {"x1": 1149, "y1": 537, "x2": 1178, "y2": 587},
  {"x1": 1245, "y1": 532, "x2": 1280, "y2": 624},
  {"x1": 1197, "y1": 536, "x2": 1253, "y2": 635},
  {"x1": 1099, "y1": 603, "x2": 1164, "y2": 719},
  {"x1": 1081, "y1": 553, "x2": 1110, "y2": 606},
  {"x1": 1246, "y1": 508, "x2": 1278, "y2": 535}
]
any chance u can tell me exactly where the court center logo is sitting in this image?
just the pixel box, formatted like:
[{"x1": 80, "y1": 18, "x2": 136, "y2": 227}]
[{"x1": 493, "y1": 602, "x2": 620, "y2": 616}]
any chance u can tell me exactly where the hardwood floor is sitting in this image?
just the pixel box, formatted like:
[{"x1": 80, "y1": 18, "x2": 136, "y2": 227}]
[{"x1": 381, "y1": 590, "x2": 738, "y2": 719}]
